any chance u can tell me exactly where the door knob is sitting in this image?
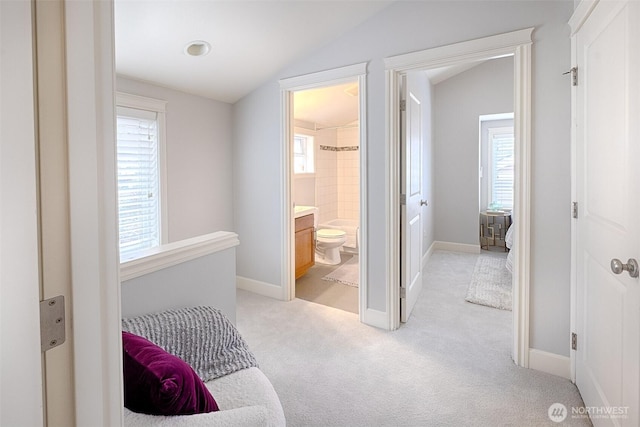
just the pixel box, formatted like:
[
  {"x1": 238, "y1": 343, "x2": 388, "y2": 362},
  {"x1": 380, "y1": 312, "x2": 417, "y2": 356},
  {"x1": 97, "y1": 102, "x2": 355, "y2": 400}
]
[
  {"x1": 420, "y1": 200, "x2": 428, "y2": 206},
  {"x1": 610, "y1": 258, "x2": 639, "y2": 278}
]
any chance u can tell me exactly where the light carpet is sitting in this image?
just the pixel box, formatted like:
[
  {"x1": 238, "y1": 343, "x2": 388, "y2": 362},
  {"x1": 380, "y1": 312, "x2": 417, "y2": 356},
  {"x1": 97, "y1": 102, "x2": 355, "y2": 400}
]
[
  {"x1": 321, "y1": 255, "x2": 359, "y2": 287},
  {"x1": 465, "y1": 254, "x2": 512, "y2": 311},
  {"x1": 236, "y1": 250, "x2": 590, "y2": 427}
]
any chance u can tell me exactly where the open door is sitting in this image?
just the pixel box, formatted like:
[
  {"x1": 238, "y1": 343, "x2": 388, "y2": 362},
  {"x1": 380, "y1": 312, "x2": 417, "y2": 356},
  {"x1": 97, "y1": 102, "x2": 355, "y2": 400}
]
[
  {"x1": 400, "y1": 72, "x2": 425, "y2": 322},
  {"x1": 574, "y1": 0, "x2": 639, "y2": 424},
  {"x1": 1, "y1": 1, "x2": 45, "y2": 424}
]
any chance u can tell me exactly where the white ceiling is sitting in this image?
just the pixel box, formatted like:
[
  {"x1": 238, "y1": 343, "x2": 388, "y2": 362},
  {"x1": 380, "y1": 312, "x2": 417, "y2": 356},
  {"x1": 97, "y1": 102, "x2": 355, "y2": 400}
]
[
  {"x1": 294, "y1": 81, "x2": 360, "y2": 128},
  {"x1": 114, "y1": 0, "x2": 393, "y2": 104}
]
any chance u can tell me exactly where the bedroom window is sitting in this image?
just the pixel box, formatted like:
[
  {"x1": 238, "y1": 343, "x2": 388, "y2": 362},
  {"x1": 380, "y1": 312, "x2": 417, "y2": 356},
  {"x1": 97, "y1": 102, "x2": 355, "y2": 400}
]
[
  {"x1": 116, "y1": 93, "x2": 167, "y2": 261},
  {"x1": 293, "y1": 134, "x2": 315, "y2": 174},
  {"x1": 487, "y1": 126, "x2": 514, "y2": 210}
]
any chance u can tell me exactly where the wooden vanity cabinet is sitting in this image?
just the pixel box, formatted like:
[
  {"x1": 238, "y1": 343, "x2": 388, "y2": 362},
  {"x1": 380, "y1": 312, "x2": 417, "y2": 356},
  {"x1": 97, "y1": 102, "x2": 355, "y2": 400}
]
[{"x1": 295, "y1": 214, "x2": 315, "y2": 279}]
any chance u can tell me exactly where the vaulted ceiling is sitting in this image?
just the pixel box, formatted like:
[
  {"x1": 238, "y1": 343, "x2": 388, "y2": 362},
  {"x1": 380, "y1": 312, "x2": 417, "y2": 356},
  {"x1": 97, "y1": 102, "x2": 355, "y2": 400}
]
[{"x1": 115, "y1": 0, "x2": 394, "y2": 104}]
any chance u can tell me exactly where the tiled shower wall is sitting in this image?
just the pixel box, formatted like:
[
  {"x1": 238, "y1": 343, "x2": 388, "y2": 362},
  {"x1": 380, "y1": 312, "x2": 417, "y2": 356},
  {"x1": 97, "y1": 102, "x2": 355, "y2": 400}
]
[
  {"x1": 315, "y1": 126, "x2": 359, "y2": 224},
  {"x1": 315, "y1": 128, "x2": 338, "y2": 224},
  {"x1": 336, "y1": 127, "x2": 359, "y2": 221}
]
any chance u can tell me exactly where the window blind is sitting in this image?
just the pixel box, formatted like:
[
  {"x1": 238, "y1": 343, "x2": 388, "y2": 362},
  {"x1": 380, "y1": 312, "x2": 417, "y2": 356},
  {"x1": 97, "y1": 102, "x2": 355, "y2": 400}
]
[
  {"x1": 489, "y1": 130, "x2": 514, "y2": 210},
  {"x1": 116, "y1": 106, "x2": 160, "y2": 260},
  {"x1": 293, "y1": 134, "x2": 314, "y2": 174}
]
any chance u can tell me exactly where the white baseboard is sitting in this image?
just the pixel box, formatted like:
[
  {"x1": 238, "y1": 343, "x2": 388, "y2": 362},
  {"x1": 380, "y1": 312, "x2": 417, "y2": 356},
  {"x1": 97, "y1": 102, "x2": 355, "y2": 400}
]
[
  {"x1": 362, "y1": 307, "x2": 391, "y2": 330},
  {"x1": 422, "y1": 241, "x2": 436, "y2": 268},
  {"x1": 433, "y1": 241, "x2": 481, "y2": 254},
  {"x1": 528, "y1": 348, "x2": 571, "y2": 379},
  {"x1": 236, "y1": 276, "x2": 283, "y2": 300}
]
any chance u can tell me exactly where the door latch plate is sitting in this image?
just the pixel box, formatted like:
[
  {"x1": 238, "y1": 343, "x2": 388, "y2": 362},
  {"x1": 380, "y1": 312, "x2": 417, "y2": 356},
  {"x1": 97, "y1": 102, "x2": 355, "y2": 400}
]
[{"x1": 40, "y1": 295, "x2": 65, "y2": 352}]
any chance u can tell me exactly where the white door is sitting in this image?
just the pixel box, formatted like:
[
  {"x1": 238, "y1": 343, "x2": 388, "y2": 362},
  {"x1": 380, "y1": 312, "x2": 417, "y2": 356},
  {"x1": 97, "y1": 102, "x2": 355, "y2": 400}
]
[
  {"x1": 0, "y1": 1, "x2": 45, "y2": 425},
  {"x1": 575, "y1": 1, "x2": 639, "y2": 425},
  {"x1": 400, "y1": 73, "x2": 424, "y2": 322}
]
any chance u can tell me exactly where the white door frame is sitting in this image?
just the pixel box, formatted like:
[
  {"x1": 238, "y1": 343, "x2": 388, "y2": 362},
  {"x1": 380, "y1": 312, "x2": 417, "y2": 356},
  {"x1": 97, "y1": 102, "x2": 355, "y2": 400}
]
[
  {"x1": 64, "y1": 0, "x2": 123, "y2": 424},
  {"x1": 279, "y1": 63, "x2": 370, "y2": 322},
  {"x1": 384, "y1": 28, "x2": 533, "y2": 367}
]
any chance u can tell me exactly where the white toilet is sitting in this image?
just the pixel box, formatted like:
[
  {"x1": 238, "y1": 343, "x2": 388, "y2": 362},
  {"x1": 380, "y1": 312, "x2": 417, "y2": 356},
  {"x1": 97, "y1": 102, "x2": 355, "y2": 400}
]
[{"x1": 315, "y1": 228, "x2": 347, "y2": 265}]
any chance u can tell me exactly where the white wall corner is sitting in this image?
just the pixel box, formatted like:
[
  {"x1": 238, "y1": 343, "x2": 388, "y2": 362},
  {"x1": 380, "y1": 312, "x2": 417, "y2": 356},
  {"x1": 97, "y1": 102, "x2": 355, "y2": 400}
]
[
  {"x1": 528, "y1": 348, "x2": 571, "y2": 379},
  {"x1": 433, "y1": 241, "x2": 481, "y2": 254},
  {"x1": 236, "y1": 276, "x2": 284, "y2": 300}
]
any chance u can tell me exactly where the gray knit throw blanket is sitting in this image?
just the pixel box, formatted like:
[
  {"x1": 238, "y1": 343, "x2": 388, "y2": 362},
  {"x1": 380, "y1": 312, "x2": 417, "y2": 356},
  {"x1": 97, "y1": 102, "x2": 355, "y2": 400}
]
[{"x1": 122, "y1": 306, "x2": 258, "y2": 382}]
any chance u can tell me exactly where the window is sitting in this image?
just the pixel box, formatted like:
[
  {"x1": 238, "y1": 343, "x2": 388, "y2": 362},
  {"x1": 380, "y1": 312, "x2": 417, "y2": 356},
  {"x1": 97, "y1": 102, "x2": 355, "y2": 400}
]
[
  {"x1": 487, "y1": 126, "x2": 514, "y2": 210},
  {"x1": 293, "y1": 134, "x2": 314, "y2": 174},
  {"x1": 116, "y1": 93, "x2": 167, "y2": 261}
]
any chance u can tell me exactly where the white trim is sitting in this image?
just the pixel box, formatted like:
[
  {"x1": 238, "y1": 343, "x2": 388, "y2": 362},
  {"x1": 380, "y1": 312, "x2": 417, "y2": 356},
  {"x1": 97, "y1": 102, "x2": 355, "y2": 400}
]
[
  {"x1": 528, "y1": 349, "x2": 571, "y2": 380},
  {"x1": 513, "y1": 41, "x2": 532, "y2": 369},
  {"x1": 569, "y1": 0, "x2": 599, "y2": 35},
  {"x1": 385, "y1": 67, "x2": 401, "y2": 331},
  {"x1": 432, "y1": 241, "x2": 481, "y2": 254},
  {"x1": 384, "y1": 28, "x2": 534, "y2": 71},
  {"x1": 279, "y1": 64, "x2": 370, "y2": 327},
  {"x1": 362, "y1": 308, "x2": 390, "y2": 330},
  {"x1": 64, "y1": 0, "x2": 123, "y2": 424},
  {"x1": 236, "y1": 276, "x2": 284, "y2": 300},
  {"x1": 120, "y1": 231, "x2": 240, "y2": 281},
  {"x1": 116, "y1": 92, "x2": 166, "y2": 112},
  {"x1": 384, "y1": 28, "x2": 533, "y2": 368},
  {"x1": 422, "y1": 241, "x2": 437, "y2": 269},
  {"x1": 115, "y1": 91, "x2": 169, "y2": 245}
]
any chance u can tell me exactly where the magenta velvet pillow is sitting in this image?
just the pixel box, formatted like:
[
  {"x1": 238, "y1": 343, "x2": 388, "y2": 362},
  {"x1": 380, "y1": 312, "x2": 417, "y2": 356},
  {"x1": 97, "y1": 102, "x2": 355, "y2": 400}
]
[{"x1": 122, "y1": 331, "x2": 219, "y2": 415}]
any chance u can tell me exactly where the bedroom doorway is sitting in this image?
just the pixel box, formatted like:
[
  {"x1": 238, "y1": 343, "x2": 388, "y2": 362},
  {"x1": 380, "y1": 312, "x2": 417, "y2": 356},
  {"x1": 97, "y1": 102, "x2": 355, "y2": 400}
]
[
  {"x1": 279, "y1": 63, "x2": 369, "y2": 321},
  {"x1": 385, "y1": 28, "x2": 533, "y2": 367},
  {"x1": 479, "y1": 113, "x2": 514, "y2": 256}
]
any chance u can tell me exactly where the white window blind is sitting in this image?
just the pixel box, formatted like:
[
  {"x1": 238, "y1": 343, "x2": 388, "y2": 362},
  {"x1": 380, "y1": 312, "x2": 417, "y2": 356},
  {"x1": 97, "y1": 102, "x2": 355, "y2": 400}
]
[
  {"x1": 488, "y1": 127, "x2": 514, "y2": 210},
  {"x1": 293, "y1": 134, "x2": 314, "y2": 174},
  {"x1": 116, "y1": 106, "x2": 161, "y2": 260}
]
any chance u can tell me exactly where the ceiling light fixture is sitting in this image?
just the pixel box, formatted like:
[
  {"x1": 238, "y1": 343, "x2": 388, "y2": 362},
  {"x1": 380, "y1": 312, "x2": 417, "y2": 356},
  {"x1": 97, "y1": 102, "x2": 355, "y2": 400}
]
[{"x1": 184, "y1": 40, "x2": 211, "y2": 57}]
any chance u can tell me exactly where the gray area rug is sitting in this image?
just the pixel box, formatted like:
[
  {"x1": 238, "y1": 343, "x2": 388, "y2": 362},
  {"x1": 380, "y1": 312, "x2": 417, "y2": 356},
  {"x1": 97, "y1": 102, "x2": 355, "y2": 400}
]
[
  {"x1": 322, "y1": 255, "x2": 358, "y2": 287},
  {"x1": 465, "y1": 254, "x2": 512, "y2": 310}
]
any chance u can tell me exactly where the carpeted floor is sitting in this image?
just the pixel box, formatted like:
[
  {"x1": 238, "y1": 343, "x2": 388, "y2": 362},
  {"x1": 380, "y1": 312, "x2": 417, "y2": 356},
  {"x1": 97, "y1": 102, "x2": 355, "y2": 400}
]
[{"x1": 236, "y1": 250, "x2": 591, "y2": 427}]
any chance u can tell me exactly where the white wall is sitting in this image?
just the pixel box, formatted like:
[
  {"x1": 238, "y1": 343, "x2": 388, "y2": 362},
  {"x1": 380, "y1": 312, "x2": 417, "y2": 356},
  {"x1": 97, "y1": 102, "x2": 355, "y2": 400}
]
[
  {"x1": 433, "y1": 57, "x2": 514, "y2": 246},
  {"x1": 121, "y1": 248, "x2": 237, "y2": 324},
  {"x1": 233, "y1": 1, "x2": 573, "y2": 357},
  {"x1": 116, "y1": 77, "x2": 234, "y2": 242}
]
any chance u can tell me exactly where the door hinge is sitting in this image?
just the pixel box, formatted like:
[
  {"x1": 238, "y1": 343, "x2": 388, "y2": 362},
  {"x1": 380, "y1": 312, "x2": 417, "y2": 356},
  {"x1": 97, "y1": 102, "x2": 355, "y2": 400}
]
[
  {"x1": 400, "y1": 194, "x2": 406, "y2": 205},
  {"x1": 400, "y1": 100, "x2": 406, "y2": 112},
  {"x1": 40, "y1": 295, "x2": 66, "y2": 352},
  {"x1": 571, "y1": 332, "x2": 577, "y2": 350},
  {"x1": 400, "y1": 288, "x2": 406, "y2": 299},
  {"x1": 564, "y1": 67, "x2": 578, "y2": 86},
  {"x1": 572, "y1": 201, "x2": 578, "y2": 219}
]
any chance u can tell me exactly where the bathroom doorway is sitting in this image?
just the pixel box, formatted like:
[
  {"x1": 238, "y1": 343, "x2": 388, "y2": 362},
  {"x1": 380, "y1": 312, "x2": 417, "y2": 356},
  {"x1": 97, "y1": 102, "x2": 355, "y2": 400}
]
[
  {"x1": 279, "y1": 64, "x2": 368, "y2": 318},
  {"x1": 292, "y1": 82, "x2": 360, "y2": 314}
]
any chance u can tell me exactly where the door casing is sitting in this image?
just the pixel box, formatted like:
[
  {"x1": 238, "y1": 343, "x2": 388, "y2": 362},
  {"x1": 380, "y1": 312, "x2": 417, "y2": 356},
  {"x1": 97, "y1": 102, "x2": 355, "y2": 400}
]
[
  {"x1": 279, "y1": 63, "x2": 369, "y2": 322},
  {"x1": 384, "y1": 28, "x2": 534, "y2": 368}
]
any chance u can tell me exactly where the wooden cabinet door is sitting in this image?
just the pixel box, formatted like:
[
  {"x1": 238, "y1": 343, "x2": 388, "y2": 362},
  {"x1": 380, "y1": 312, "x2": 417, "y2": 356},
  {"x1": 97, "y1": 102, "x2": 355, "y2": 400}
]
[{"x1": 295, "y1": 214, "x2": 315, "y2": 279}]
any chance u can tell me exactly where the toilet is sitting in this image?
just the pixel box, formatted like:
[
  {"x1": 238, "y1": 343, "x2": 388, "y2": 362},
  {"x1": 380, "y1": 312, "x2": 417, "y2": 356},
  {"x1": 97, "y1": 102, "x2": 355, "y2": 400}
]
[{"x1": 315, "y1": 228, "x2": 347, "y2": 265}]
